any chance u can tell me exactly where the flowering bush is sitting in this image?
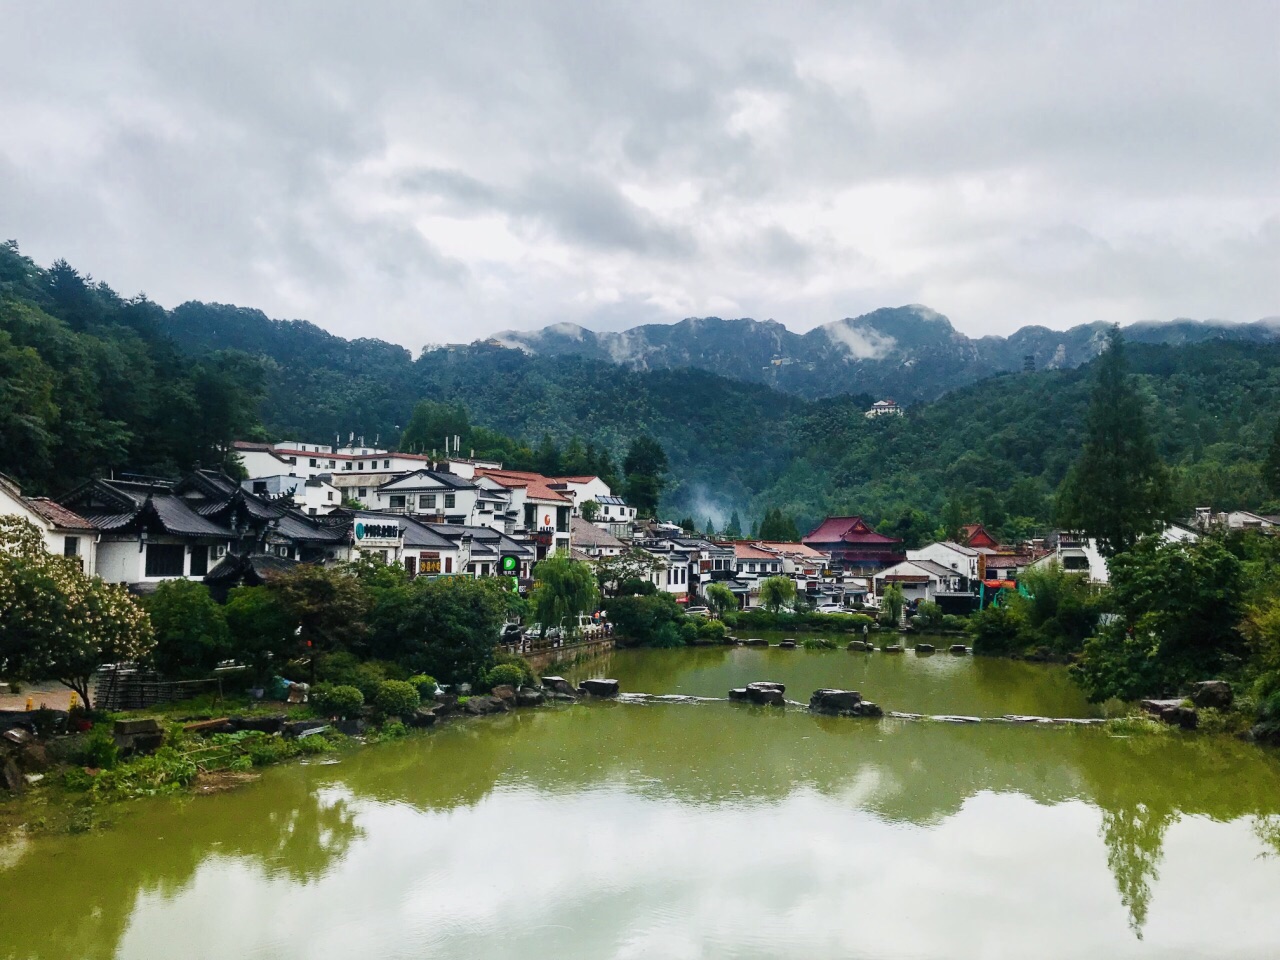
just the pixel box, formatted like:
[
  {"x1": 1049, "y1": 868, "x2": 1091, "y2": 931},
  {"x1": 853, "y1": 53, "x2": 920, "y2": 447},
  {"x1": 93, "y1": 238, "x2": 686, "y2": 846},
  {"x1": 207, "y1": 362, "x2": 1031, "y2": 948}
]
[{"x1": 0, "y1": 516, "x2": 154, "y2": 707}]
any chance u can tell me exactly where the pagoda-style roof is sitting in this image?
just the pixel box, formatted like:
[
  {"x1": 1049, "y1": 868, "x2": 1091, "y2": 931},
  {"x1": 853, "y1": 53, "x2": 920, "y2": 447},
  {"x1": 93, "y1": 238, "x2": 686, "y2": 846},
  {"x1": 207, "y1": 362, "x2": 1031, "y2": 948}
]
[{"x1": 803, "y1": 516, "x2": 902, "y2": 546}]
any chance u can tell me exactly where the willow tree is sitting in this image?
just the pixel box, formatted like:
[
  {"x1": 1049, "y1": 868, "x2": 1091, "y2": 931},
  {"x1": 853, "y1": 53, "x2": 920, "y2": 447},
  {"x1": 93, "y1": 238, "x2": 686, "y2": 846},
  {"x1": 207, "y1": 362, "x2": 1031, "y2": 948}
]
[
  {"x1": 1056, "y1": 327, "x2": 1171, "y2": 557},
  {"x1": 758, "y1": 576, "x2": 796, "y2": 613},
  {"x1": 531, "y1": 555, "x2": 599, "y2": 638}
]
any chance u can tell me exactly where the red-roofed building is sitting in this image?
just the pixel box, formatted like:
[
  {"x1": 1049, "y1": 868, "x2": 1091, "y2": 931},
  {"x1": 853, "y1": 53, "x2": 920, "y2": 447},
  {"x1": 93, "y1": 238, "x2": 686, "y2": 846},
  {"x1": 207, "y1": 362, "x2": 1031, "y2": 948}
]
[
  {"x1": 959, "y1": 524, "x2": 1001, "y2": 550},
  {"x1": 803, "y1": 516, "x2": 905, "y2": 573},
  {"x1": 474, "y1": 468, "x2": 573, "y2": 559}
]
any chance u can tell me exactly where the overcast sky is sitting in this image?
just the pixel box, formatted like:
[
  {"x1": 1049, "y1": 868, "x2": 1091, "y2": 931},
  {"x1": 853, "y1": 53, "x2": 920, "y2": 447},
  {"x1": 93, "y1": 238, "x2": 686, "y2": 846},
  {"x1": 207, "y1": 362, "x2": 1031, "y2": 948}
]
[{"x1": 2, "y1": 1, "x2": 1277, "y2": 349}]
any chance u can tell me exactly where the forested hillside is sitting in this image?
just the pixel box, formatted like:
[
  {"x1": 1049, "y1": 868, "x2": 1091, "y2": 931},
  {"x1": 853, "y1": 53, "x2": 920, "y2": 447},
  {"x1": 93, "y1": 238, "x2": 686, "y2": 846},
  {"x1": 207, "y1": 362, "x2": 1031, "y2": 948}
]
[{"x1": 2, "y1": 242, "x2": 1277, "y2": 536}]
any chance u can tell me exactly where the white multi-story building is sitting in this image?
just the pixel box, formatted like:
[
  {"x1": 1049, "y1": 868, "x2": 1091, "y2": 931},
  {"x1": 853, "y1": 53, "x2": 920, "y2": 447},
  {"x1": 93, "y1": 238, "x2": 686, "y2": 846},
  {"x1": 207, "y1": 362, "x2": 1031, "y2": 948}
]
[{"x1": 474, "y1": 469, "x2": 573, "y2": 560}]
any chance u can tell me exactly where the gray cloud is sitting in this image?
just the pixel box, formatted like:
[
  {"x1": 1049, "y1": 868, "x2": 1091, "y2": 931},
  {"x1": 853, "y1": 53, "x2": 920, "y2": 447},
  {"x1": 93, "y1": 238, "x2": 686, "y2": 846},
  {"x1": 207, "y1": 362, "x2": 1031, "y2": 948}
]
[{"x1": 0, "y1": 0, "x2": 1275, "y2": 345}]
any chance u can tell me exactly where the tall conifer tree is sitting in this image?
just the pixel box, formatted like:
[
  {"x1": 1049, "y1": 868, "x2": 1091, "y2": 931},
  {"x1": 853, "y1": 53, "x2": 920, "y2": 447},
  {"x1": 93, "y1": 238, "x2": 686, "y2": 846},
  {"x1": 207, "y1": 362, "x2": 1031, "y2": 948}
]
[{"x1": 1056, "y1": 327, "x2": 1171, "y2": 556}]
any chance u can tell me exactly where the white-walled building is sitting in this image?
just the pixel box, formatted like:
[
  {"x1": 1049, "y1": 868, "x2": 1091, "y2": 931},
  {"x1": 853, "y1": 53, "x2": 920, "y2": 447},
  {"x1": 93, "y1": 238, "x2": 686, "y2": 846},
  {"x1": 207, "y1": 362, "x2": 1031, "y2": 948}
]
[
  {"x1": 571, "y1": 517, "x2": 627, "y2": 558},
  {"x1": 874, "y1": 559, "x2": 964, "y2": 603},
  {"x1": 908, "y1": 541, "x2": 981, "y2": 581},
  {"x1": 0, "y1": 473, "x2": 98, "y2": 575},
  {"x1": 474, "y1": 469, "x2": 573, "y2": 560},
  {"x1": 60, "y1": 479, "x2": 235, "y2": 588},
  {"x1": 243, "y1": 474, "x2": 341, "y2": 515},
  {"x1": 374, "y1": 470, "x2": 483, "y2": 524}
]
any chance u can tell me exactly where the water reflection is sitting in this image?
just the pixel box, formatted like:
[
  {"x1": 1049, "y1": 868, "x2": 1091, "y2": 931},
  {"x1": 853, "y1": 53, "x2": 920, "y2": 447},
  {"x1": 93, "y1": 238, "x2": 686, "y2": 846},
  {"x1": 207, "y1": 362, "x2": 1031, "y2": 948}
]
[{"x1": 3, "y1": 653, "x2": 1280, "y2": 959}]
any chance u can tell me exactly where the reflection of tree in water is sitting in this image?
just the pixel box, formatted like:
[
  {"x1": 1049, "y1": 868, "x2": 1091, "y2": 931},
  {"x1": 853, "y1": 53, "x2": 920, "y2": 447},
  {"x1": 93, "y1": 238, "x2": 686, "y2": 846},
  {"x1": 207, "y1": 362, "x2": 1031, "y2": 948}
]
[
  {"x1": 1255, "y1": 815, "x2": 1280, "y2": 857},
  {"x1": 1076, "y1": 730, "x2": 1280, "y2": 940},
  {"x1": 0, "y1": 773, "x2": 362, "y2": 959},
  {"x1": 1099, "y1": 801, "x2": 1177, "y2": 938}
]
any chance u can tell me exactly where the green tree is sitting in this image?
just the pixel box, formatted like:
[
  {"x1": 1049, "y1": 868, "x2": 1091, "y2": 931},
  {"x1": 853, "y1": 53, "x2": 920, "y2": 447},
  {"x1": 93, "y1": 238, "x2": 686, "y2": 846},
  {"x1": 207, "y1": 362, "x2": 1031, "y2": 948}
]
[
  {"x1": 604, "y1": 592, "x2": 687, "y2": 647},
  {"x1": 593, "y1": 547, "x2": 662, "y2": 596},
  {"x1": 623, "y1": 435, "x2": 668, "y2": 516},
  {"x1": 399, "y1": 400, "x2": 471, "y2": 455},
  {"x1": 265, "y1": 565, "x2": 370, "y2": 681},
  {"x1": 535, "y1": 433, "x2": 562, "y2": 475},
  {"x1": 705, "y1": 582, "x2": 738, "y2": 617},
  {"x1": 224, "y1": 585, "x2": 296, "y2": 681},
  {"x1": 146, "y1": 579, "x2": 230, "y2": 678},
  {"x1": 371, "y1": 576, "x2": 513, "y2": 683},
  {"x1": 758, "y1": 576, "x2": 796, "y2": 613},
  {"x1": 1056, "y1": 328, "x2": 1172, "y2": 556},
  {"x1": 531, "y1": 554, "x2": 599, "y2": 638},
  {"x1": 724, "y1": 510, "x2": 743, "y2": 539},
  {"x1": 1265, "y1": 419, "x2": 1280, "y2": 499},
  {"x1": 561, "y1": 436, "x2": 590, "y2": 475},
  {"x1": 580, "y1": 499, "x2": 601, "y2": 522},
  {"x1": 1074, "y1": 536, "x2": 1244, "y2": 701},
  {"x1": 881, "y1": 582, "x2": 905, "y2": 625},
  {"x1": 0, "y1": 516, "x2": 154, "y2": 707},
  {"x1": 942, "y1": 491, "x2": 967, "y2": 542},
  {"x1": 758, "y1": 507, "x2": 801, "y2": 541}
]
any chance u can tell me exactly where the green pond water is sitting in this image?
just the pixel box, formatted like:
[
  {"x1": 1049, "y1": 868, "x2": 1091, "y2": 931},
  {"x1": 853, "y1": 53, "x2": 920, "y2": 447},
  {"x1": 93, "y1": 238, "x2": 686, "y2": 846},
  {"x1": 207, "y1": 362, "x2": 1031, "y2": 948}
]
[{"x1": 4, "y1": 646, "x2": 1280, "y2": 960}]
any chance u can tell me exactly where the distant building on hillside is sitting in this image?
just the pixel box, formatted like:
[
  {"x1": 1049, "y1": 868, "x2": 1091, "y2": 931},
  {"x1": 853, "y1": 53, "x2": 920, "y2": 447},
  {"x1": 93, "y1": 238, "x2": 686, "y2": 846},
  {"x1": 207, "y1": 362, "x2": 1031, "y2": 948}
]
[{"x1": 864, "y1": 399, "x2": 903, "y2": 418}]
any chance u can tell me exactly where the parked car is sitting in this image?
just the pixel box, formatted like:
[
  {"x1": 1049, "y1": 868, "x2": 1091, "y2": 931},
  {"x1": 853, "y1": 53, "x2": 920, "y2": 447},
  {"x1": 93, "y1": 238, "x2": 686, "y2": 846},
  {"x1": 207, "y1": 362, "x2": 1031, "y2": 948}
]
[
  {"x1": 816, "y1": 603, "x2": 852, "y2": 615},
  {"x1": 685, "y1": 605, "x2": 712, "y2": 618}
]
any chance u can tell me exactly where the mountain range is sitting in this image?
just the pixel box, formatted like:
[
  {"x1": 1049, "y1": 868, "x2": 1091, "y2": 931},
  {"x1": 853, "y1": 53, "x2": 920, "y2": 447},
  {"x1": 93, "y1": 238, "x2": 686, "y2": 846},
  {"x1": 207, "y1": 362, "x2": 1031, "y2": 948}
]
[{"x1": 491, "y1": 307, "x2": 1280, "y2": 402}]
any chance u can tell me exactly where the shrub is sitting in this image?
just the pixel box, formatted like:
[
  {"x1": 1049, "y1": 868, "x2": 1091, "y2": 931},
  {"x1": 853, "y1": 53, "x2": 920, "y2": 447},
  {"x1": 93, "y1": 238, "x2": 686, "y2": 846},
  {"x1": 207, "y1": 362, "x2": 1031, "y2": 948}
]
[
  {"x1": 311, "y1": 683, "x2": 365, "y2": 719},
  {"x1": 697, "y1": 619, "x2": 727, "y2": 642},
  {"x1": 678, "y1": 620, "x2": 699, "y2": 645},
  {"x1": 80, "y1": 726, "x2": 119, "y2": 770},
  {"x1": 379, "y1": 719, "x2": 408, "y2": 739},
  {"x1": 916, "y1": 601, "x2": 944, "y2": 631},
  {"x1": 969, "y1": 605, "x2": 1025, "y2": 656},
  {"x1": 802, "y1": 637, "x2": 835, "y2": 650},
  {"x1": 941, "y1": 614, "x2": 970, "y2": 632},
  {"x1": 485, "y1": 664, "x2": 526, "y2": 689},
  {"x1": 490, "y1": 652, "x2": 537, "y2": 686},
  {"x1": 373, "y1": 679, "x2": 421, "y2": 717},
  {"x1": 407, "y1": 674, "x2": 439, "y2": 699},
  {"x1": 320, "y1": 653, "x2": 395, "y2": 702}
]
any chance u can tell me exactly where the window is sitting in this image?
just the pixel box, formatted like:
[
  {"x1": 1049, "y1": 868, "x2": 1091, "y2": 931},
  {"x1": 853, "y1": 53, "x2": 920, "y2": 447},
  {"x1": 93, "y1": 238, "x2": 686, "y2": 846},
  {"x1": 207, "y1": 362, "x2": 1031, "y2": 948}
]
[
  {"x1": 358, "y1": 462, "x2": 365, "y2": 470},
  {"x1": 444, "y1": 494, "x2": 456, "y2": 509},
  {"x1": 327, "y1": 491, "x2": 334, "y2": 501},
  {"x1": 389, "y1": 495, "x2": 406, "y2": 509},
  {"x1": 145, "y1": 544, "x2": 185, "y2": 578},
  {"x1": 63, "y1": 536, "x2": 80, "y2": 557},
  {"x1": 421, "y1": 494, "x2": 436, "y2": 509},
  {"x1": 344, "y1": 462, "x2": 352, "y2": 471},
  {"x1": 310, "y1": 458, "x2": 318, "y2": 467},
  {"x1": 384, "y1": 459, "x2": 390, "y2": 469},
  {"x1": 190, "y1": 545, "x2": 209, "y2": 577},
  {"x1": 309, "y1": 508, "x2": 317, "y2": 515},
  {"x1": 357, "y1": 487, "x2": 368, "y2": 498},
  {"x1": 444, "y1": 556, "x2": 453, "y2": 573},
  {"x1": 252, "y1": 481, "x2": 267, "y2": 494}
]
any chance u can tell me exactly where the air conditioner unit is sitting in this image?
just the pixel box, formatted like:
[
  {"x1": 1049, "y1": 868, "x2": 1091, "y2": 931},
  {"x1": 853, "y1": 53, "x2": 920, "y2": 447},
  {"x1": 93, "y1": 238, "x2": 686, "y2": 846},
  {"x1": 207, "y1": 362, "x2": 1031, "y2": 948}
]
[{"x1": 213, "y1": 545, "x2": 227, "y2": 558}]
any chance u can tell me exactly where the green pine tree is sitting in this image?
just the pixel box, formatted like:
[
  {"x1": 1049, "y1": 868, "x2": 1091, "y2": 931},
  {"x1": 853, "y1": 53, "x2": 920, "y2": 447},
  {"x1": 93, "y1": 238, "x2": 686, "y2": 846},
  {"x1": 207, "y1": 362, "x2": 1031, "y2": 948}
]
[
  {"x1": 1265, "y1": 420, "x2": 1280, "y2": 499},
  {"x1": 725, "y1": 510, "x2": 742, "y2": 539},
  {"x1": 1056, "y1": 327, "x2": 1171, "y2": 557}
]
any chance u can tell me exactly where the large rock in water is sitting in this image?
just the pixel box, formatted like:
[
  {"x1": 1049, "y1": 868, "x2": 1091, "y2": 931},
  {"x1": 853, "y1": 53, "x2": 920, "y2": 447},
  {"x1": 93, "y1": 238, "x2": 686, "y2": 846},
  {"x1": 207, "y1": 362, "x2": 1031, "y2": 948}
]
[
  {"x1": 915, "y1": 643, "x2": 935, "y2": 654},
  {"x1": 515, "y1": 688, "x2": 545, "y2": 707},
  {"x1": 809, "y1": 689, "x2": 862, "y2": 715},
  {"x1": 1190, "y1": 680, "x2": 1233, "y2": 710},
  {"x1": 1140, "y1": 699, "x2": 1199, "y2": 729},
  {"x1": 745, "y1": 637, "x2": 769, "y2": 647},
  {"x1": 745, "y1": 681, "x2": 786, "y2": 706},
  {"x1": 464, "y1": 695, "x2": 509, "y2": 715},
  {"x1": 541, "y1": 677, "x2": 577, "y2": 697},
  {"x1": 490, "y1": 684, "x2": 517, "y2": 704},
  {"x1": 580, "y1": 678, "x2": 620, "y2": 697},
  {"x1": 777, "y1": 640, "x2": 797, "y2": 649}
]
